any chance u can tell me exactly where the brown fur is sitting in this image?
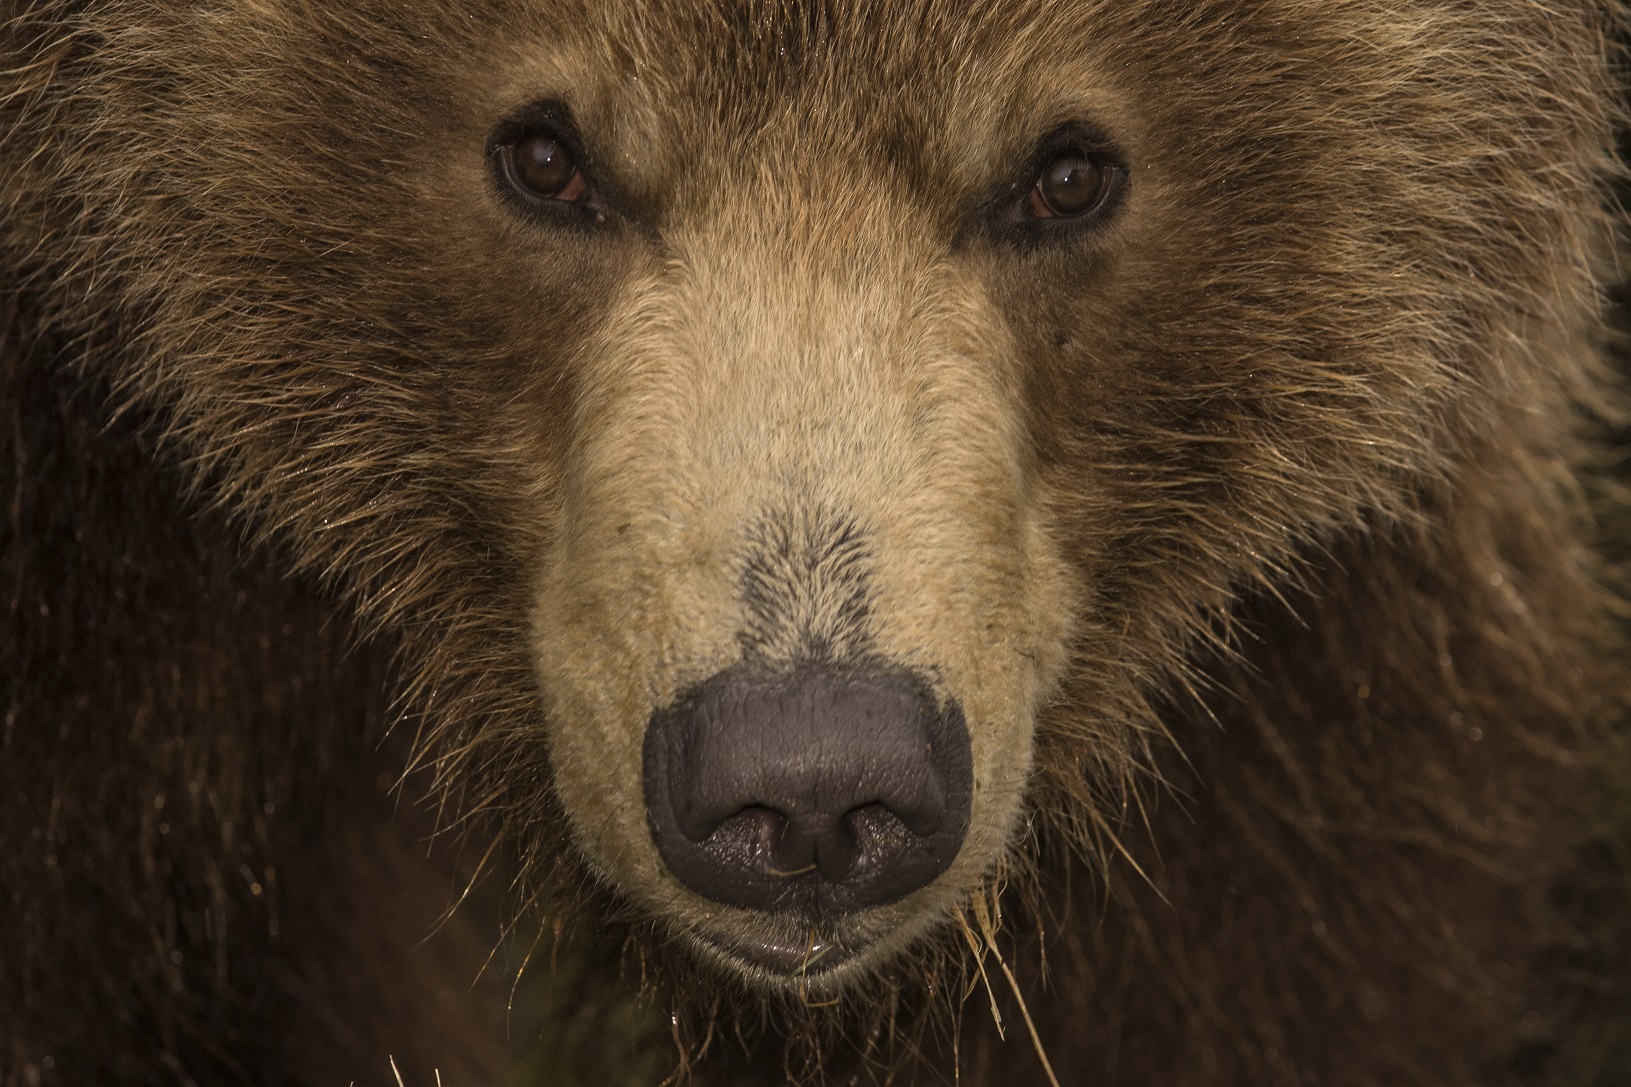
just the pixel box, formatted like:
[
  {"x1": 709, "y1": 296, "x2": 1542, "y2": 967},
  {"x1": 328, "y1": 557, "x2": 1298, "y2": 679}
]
[{"x1": 3, "y1": 0, "x2": 1629, "y2": 1084}]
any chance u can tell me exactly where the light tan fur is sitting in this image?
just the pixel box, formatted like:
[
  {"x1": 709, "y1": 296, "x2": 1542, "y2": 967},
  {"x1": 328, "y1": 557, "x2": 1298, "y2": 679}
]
[{"x1": 3, "y1": 0, "x2": 1628, "y2": 1084}]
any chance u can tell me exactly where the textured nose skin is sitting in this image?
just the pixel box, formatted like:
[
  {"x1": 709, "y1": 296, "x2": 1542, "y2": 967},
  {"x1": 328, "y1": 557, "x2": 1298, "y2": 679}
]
[{"x1": 643, "y1": 662, "x2": 973, "y2": 916}]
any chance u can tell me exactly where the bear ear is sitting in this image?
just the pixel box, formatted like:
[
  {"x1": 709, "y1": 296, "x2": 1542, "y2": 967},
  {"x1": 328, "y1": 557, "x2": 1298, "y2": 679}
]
[{"x1": 486, "y1": 99, "x2": 612, "y2": 228}]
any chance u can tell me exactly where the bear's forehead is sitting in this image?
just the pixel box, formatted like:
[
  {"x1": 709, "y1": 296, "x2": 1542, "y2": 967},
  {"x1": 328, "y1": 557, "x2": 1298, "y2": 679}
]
[
  {"x1": 456, "y1": 0, "x2": 1332, "y2": 213},
  {"x1": 476, "y1": 2, "x2": 1061, "y2": 173}
]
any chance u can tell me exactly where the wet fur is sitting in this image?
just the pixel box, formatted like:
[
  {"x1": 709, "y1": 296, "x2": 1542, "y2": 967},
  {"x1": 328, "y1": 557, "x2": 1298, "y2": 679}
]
[{"x1": 4, "y1": 1, "x2": 1630, "y2": 1084}]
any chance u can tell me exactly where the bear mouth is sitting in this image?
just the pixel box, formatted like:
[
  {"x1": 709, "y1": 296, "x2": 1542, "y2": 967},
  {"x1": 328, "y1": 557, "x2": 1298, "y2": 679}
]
[{"x1": 693, "y1": 922, "x2": 860, "y2": 978}]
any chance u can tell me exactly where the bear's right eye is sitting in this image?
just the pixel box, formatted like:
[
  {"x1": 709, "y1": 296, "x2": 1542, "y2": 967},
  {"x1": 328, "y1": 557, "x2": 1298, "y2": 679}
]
[
  {"x1": 497, "y1": 131, "x2": 590, "y2": 204},
  {"x1": 1027, "y1": 154, "x2": 1115, "y2": 220}
]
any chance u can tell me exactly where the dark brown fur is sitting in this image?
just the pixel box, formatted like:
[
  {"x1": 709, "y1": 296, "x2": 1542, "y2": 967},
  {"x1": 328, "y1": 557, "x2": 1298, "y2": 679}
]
[{"x1": 3, "y1": 1, "x2": 1629, "y2": 1084}]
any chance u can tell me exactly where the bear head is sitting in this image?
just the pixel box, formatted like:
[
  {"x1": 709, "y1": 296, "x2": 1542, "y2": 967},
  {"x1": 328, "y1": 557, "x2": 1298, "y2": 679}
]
[{"x1": 6, "y1": 0, "x2": 1618, "y2": 1014}]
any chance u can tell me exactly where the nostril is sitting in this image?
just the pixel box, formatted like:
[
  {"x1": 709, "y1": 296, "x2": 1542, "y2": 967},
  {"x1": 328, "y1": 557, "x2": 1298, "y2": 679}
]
[
  {"x1": 692, "y1": 805, "x2": 792, "y2": 866},
  {"x1": 810, "y1": 821, "x2": 858, "y2": 883},
  {"x1": 643, "y1": 661, "x2": 973, "y2": 915},
  {"x1": 871, "y1": 779, "x2": 945, "y2": 838},
  {"x1": 844, "y1": 803, "x2": 915, "y2": 873},
  {"x1": 674, "y1": 793, "x2": 736, "y2": 843},
  {"x1": 700, "y1": 803, "x2": 915, "y2": 884}
]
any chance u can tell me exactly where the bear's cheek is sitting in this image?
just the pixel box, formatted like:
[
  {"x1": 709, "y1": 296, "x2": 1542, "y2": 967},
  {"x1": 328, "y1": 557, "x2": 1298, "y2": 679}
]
[
  {"x1": 861, "y1": 492, "x2": 1079, "y2": 878},
  {"x1": 530, "y1": 515, "x2": 745, "y2": 889}
]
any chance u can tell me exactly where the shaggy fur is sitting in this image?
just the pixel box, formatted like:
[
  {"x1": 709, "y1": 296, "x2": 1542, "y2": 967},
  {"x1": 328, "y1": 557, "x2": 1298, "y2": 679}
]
[{"x1": 3, "y1": 0, "x2": 1629, "y2": 1084}]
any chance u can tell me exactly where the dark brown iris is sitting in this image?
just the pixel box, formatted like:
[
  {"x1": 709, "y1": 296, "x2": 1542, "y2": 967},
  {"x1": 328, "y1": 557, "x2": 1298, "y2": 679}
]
[
  {"x1": 1028, "y1": 155, "x2": 1110, "y2": 219},
  {"x1": 504, "y1": 132, "x2": 587, "y2": 202}
]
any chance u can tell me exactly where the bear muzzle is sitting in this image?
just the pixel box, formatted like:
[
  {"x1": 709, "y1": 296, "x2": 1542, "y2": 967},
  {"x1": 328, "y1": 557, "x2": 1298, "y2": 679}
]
[{"x1": 642, "y1": 661, "x2": 973, "y2": 968}]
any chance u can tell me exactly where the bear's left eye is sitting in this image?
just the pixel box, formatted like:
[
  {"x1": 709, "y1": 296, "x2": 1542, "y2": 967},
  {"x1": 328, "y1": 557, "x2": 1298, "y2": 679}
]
[{"x1": 498, "y1": 131, "x2": 590, "y2": 205}]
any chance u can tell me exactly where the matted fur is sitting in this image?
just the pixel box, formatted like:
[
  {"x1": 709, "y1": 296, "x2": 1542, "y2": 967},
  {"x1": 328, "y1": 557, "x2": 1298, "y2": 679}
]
[{"x1": 3, "y1": 0, "x2": 1629, "y2": 1084}]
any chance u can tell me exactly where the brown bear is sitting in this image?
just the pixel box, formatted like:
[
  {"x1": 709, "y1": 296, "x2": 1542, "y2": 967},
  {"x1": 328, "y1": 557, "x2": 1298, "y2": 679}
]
[{"x1": 3, "y1": 0, "x2": 1629, "y2": 1084}]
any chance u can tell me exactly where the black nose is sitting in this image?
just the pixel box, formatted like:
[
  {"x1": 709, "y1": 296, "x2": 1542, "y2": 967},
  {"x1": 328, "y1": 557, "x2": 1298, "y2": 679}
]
[{"x1": 643, "y1": 662, "x2": 972, "y2": 916}]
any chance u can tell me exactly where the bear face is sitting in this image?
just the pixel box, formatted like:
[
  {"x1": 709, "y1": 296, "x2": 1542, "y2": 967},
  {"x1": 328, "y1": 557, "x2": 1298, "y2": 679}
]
[
  {"x1": 516, "y1": 82, "x2": 1080, "y2": 979},
  {"x1": 488, "y1": 0, "x2": 1537, "y2": 980},
  {"x1": 4, "y1": 0, "x2": 1626, "y2": 1078}
]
